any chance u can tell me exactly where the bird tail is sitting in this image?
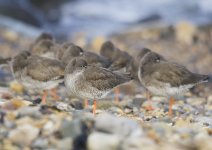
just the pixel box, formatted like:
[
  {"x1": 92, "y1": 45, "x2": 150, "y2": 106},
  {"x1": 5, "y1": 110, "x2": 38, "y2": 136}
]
[
  {"x1": 0, "y1": 57, "x2": 11, "y2": 65},
  {"x1": 198, "y1": 74, "x2": 210, "y2": 83}
]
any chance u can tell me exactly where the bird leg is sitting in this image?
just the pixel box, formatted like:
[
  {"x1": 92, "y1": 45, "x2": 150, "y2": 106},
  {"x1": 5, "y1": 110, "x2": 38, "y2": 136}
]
[
  {"x1": 114, "y1": 87, "x2": 120, "y2": 104},
  {"x1": 84, "y1": 99, "x2": 88, "y2": 108},
  {"x1": 168, "y1": 97, "x2": 175, "y2": 117},
  {"x1": 41, "y1": 90, "x2": 48, "y2": 104},
  {"x1": 93, "y1": 99, "x2": 97, "y2": 116},
  {"x1": 50, "y1": 88, "x2": 60, "y2": 100},
  {"x1": 144, "y1": 90, "x2": 154, "y2": 111}
]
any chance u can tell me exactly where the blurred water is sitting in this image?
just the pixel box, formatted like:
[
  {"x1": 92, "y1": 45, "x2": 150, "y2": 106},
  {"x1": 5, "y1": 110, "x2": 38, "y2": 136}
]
[{"x1": 57, "y1": 0, "x2": 212, "y2": 38}]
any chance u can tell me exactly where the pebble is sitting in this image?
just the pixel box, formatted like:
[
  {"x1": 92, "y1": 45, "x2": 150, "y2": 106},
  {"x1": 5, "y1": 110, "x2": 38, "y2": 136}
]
[
  {"x1": 8, "y1": 124, "x2": 39, "y2": 146},
  {"x1": 32, "y1": 138, "x2": 48, "y2": 149},
  {"x1": 87, "y1": 132, "x2": 121, "y2": 150},
  {"x1": 17, "y1": 106, "x2": 42, "y2": 118},
  {"x1": 95, "y1": 113, "x2": 143, "y2": 137},
  {"x1": 57, "y1": 137, "x2": 73, "y2": 150},
  {"x1": 54, "y1": 102, "x2": 74, "y2": 112}
]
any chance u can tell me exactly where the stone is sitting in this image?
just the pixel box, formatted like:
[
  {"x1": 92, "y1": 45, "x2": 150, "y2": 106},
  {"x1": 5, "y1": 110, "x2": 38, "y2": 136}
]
[
  {"x1": 108, "y1": 107, "x2": 124, "y2": 115},
  {"x1": 9, "y1": 81, "x2": 24, "y2": 94},
  {"x1": 186, "y1": 97, "x2": 206, "y2": 106},
  {"x1": 87, "y1": 132, "x2": 121, "y2": 150},
  {"x1": 175, "y1": 21, "x2": 197, "y2": 45},
  {"x1": 195, "y1": 116, "x2": 212, "y2": 126},
  {"x1": 95, "y1": 113, "x2": 143, "y2": 137},
  {"x1": 60, "y1": 113, "x2": 94, "y2": 138},
  {"x1": 17, "y1": 106, "x2": 42, "y2": 118},
  {"x1": 32, "y1": 138, "x2": 48, "y2": 149},
  {"x1": 121, "y1": 137, "x2": 157, "y2": 150},
  {"x1": 69, "y1": 98, "x2": 83, "y2": 110},
  {"x1": 3, "y1": 98, "x2": 32, "y2": 110},
  {"x1": 8, "y1": 124, "x2": 39, "y2": 146},
  {"x1": 57, "y1": 137, "x2": 73, "y2": 150},
  {"x1": 55, "y1": 102, "x2": 74, "y2": 112}
]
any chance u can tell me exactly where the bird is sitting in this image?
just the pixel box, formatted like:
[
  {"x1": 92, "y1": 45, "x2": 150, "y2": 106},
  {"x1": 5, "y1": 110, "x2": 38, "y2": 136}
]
[
  {"x1": 61, "y1": 44, "x2": 111, "y2": 68},
  {"x1": 126, "y1": 48, "x2": 151, "y2": 81},
  {"x1": 30, "y1": 32, "x2": 54, "y2": 50},
  {"x1": 138, "y1": 51, "x2": 209, "y2": 116},
  {"x1": 61, "y1": 44, "x2": 84, "y2": 65},
  {"x1": 61, "y1": 44, "x2": 112, "y2": 108},
  {"x1": 100, "y1": 41, "x2": 116, "y2": 62},
  {"x1": 126, "y1": 48, "x2": 156, "y2": 110},
  {"x1": 33, "y1": 32, "x2": 54, "y2": 45},
  {"x1": 100, "y1": 41, "x2": 132, "y2": 103},
  {"x1": 64, "y1": 58, "x2": 132, "y2": 115},
  {"x1": 11, "y1": 50, "x2": 65, "y2": 104},
  {"x1": 0, "y1": 57, "x2": 11, "y2": 65},
  {"x1": 30, "y1": 39, "x2": 58, "y2": 59},
  {"x1": 100, "y1": 41, "x2": 132, "y2": 71},
  {"x1": 55, "y1": 42, "x2": 75, "y2": 60}
]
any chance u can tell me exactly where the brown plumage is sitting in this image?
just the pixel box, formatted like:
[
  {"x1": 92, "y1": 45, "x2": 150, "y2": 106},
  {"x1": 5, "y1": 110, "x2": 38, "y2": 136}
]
[
  {"x1": 30, "y1": 33, "x2": 54, "y2": 50},
  {"x1": 109, "y1": 49, "x2": 133, "y2": 71},
  {"x1": 34, "y1": 33, "x2": 54, "y2": 44},
  {"x1": 65, "y1": 58, "x2": 131, "y2": 114},
  {"x1": 61, "y1": 44, "x2": 84, "y2": 65},
  {"x1": 61, "y1": 44, "x2": 111, "y2": 68},
  {"x1": 138, "y1": 51, "x2": 209, "y2": 115},
  {"x1": 30, "y1": 39, "x2": 58, "y2": 59},
  {"x1": 12, "y1": 50, "x2": 65, "y2": 104},
  {"x1": 0, "y1": 57, "x2": 11, "y2": 65},
  {"x1": 100, "y1": 41, "x2": 116, "y2": 61},
  {"x1": 126, "y1": 48, "x2": 151, "y2": 80},
  {"x1": 100, "y1": 41, "x2": 132, "y2": 71},
  {"x1": 56, "y1": 42, "x2": 75, "y2": 60}
]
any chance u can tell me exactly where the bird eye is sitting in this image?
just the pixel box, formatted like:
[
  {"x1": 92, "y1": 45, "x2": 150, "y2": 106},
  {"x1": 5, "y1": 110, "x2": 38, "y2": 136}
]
[{"x1": 155, "y1": 57, "x2": 160, "y2": 63}]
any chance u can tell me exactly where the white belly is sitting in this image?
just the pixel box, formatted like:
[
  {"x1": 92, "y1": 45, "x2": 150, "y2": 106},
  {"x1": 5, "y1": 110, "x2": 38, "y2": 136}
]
[
  {"x1": 15, "y1": 71, "x2": 62, "y2": 91},
  {"x1": 147, "y1": 83, "x2": 194, "y2": 97},
  {"x1": 65, "y1": 71, "x2": 109, "y2": 99}
]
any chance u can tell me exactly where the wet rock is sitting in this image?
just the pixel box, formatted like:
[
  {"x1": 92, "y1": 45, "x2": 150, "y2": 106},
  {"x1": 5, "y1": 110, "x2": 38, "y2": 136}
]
[
  {"x1": 87, "y1": 132, "x2": 121, "y2": 150},
  {"x1": 95, "y1": 113, "x2": 143, "y2": 137},
  {"x1": 8, "y1": 124, "x2": 39, "y2": 146}
]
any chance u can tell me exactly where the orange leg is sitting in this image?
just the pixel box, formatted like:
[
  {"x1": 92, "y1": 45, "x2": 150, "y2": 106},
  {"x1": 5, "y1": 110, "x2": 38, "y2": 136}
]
[
  {"x1": 84, "y1": 99, "x2": 88, "y2": 108},
  {"x1": 93, "y1": 99, "x2": 97, "y2": 116},
  {"x1": 42, "y1": 90, "x2": 48, "y2": 104},
  {"x1": 144, "y1": 90, "x2": 154, "y2": 111},
  {"x1": 114, "y1": 87, "x2": 120, "y2": 103},
  {"x1": 168, "y1": 97, "x2": 175, "y2": 117},
  {"x1": 51, "y1": 88, "x2": 60, "y2": 100}
]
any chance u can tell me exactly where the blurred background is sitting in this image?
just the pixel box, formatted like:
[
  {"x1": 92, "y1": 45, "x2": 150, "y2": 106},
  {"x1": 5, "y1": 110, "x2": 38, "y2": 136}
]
[
  {"x1": 1, "y1": 0, "x2": 212, "y2": 38},
  {"x1": 0, "y1": 0, "x2": 211, "y2": 78}
]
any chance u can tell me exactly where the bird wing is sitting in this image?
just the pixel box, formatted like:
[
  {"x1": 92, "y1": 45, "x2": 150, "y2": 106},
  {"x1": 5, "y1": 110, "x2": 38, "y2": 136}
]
[
  {"x1": 84, "y1": 66, "x2": 130, "y2": 91},
  {"x1": 152, "y1": 62, "x2": 206, "y2": 87},
  {"x1": 27, "y1": 56, "x2": 65, "y2": 81}
]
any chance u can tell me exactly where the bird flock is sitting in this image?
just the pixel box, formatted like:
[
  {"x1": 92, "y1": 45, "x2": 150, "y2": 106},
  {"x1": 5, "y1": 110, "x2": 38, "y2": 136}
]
[{"x1": 1, "y1": 33, "x2": 209, "y2": 116}]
